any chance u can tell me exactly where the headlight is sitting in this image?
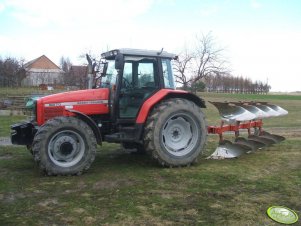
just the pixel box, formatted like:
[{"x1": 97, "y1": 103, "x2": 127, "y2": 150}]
[{"x1": 24, "y1": 98, "x2": 37, "y2": 121}]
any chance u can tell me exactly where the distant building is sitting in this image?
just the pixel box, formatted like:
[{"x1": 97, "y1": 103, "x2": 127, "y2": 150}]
[{"x1": 22, "y1": 55, "x2": 64, "y2": 86}]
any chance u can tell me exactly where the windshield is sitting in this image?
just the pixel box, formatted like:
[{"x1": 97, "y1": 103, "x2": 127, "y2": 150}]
[{"x1": 99, "y1": 60, "x2": 118, "y2": 88}]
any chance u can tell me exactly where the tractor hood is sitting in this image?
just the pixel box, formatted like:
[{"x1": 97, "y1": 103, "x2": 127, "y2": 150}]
[{"x1": 36, "y1": 88, "x2": 110, "y2": 125}]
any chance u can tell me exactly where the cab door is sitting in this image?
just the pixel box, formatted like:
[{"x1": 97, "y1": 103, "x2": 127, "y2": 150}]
[{"x1": 118, "y1": 58, "x2": 159, "y2": 119}]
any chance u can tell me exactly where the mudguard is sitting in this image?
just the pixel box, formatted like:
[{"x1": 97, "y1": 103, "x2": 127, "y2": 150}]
[{"x1": 136, "y1": 89, "x2": 206, "y2": 124}]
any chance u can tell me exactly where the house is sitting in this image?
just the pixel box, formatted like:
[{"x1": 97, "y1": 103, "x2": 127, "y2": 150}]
[{"x1": 22, "y1": 55, "x2": 64, "y2": 87}]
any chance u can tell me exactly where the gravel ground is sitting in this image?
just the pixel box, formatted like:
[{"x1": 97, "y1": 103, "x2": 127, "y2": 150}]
[{"x1": 0, "y1": 137, "x2": 12, "y2": 146}]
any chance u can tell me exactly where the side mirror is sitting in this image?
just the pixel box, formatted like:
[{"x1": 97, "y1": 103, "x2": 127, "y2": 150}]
[
  {"x1": 115, "y1": 53, "x2": 124, "y2": 70},
  {"x1": 98, "y1": 62, "x2": 108, "y2": 76}
]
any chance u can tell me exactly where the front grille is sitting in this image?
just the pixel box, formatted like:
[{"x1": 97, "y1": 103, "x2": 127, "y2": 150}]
[{"x1": 44, "y1": 107, "x2": 64, "y2": 121}]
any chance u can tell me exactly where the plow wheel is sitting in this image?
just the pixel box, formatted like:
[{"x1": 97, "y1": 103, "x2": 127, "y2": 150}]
[{"x1": 144, "y1": 98, "x2": 207, "y2": 167}]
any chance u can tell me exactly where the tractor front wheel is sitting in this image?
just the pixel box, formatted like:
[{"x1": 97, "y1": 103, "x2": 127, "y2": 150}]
[
  {"x1": 144, "y1": 98, "x2": 207, "y2": 167},
  {"x1": 32, "y1": 117, "x2": 97, "y2": 175}
]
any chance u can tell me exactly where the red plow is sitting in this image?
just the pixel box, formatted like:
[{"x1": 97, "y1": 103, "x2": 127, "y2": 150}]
[{"x1": 207, "y1": 101, "x2": 288, "y2": 159}]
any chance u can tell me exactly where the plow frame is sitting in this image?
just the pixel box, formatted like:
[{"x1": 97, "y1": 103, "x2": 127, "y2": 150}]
[
  {"x1": 208, "y1": 120, "x2": 263, "y2": 137},
  {"x1": 208, "y1": 120, "x2": 264, "y2": 143}
]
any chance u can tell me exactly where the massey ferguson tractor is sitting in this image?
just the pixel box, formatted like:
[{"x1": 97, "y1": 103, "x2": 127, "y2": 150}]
[{"x1": 11, "y1": 48, "x2": 288, "y2": 175}]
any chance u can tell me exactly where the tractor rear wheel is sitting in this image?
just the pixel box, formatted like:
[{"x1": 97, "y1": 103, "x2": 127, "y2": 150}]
[
  {"x1": 144, "y1": 98, "x2": 207, "y2": 167},
  {"x1": 32, "y1": 117, "x2": 97, "y2": 175}
]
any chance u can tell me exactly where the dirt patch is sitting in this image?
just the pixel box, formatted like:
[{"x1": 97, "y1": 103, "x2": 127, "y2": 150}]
[
  {"x1": 73, "y1": 207, "x2": 86, "y2": 214},
  {"x1": 0, "y1": 153, "x2": 12, "y2": 159},
  {"x1": 38, "y1": 198, "x2": 59, "y2": 208},
  {"x1": 0, "y1": 192, "x2": 27, "y2": 205},
  {"x1": 93, "y1": 178, "x2": 135, "y2": 190},
  {"x1": 83, "y1": 216, "x2": 97, "y2": 225},
  {"x1": 0, "y1": 168, "x2": 8, "y2": 176},
  {"x1": 77, "y1": 180, "x2": 87, "y2": 189}
]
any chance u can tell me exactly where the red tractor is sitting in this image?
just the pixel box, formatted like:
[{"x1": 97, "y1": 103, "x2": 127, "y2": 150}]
[
  {"x1": 12, "y1": 49, "x2": 207, "y2": 175},
  {"x1": 11, "y1": 48, "x2": 288, "y2": 175}
]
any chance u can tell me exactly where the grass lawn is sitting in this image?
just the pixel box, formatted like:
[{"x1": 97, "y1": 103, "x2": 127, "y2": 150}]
[
  {"x1": 0, "y1": 92, "x2": 300, "y2": 225},
  {"x1": 0, "y1": 115, "x2": 27, "y2": 137}
]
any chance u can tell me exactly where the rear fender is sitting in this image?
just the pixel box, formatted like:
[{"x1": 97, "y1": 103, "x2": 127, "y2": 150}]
[{"x1": 136, "y1": 89, "x2": 206, "y2": 124}]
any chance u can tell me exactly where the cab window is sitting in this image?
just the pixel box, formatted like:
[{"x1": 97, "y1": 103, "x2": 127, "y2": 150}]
[{"x1": 162, "y1": 59, "x2": 175, "y2": 89}]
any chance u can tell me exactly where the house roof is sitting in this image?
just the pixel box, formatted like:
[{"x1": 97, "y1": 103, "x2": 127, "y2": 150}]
[{"x1": 24, "y1": 55, "x2": 63, "y2": 73}]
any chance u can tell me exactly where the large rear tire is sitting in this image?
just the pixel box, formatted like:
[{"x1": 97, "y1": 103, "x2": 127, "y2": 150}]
[
  {"x1": 32, "y1": 117, "x2": 97, "y2": 175},
  {"x1": 144, "y1": 98, "x2": 207, "y2": 166}
]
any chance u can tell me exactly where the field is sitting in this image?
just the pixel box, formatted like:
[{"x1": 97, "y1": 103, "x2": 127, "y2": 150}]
[
  {"x1": 0, "y1": 91, "x2": 300, "y2": 225},
  {"x1": 0, "y1": 87, "x2": 66, "y2": 97}
]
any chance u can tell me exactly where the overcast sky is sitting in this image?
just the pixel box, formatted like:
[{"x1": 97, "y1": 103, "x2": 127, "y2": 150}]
[{"x1": 0, "y1": 0, "x2": 300, "y2": 92}]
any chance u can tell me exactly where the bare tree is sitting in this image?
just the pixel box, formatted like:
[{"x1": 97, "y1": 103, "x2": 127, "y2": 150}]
[
  {"x1": 174, "y1": 32, "x2": 229, "y2": 91},
  {"x1": 60, "y1": 56, "x2": 72, "y2": 86},
  {"x1": 193, "y1": 33, "x2": 229, "y2": 83},
  {"x1": 60, "y1": 56, "x2": 71, "y2": 72},
  {"x1": 173, "y1": 48, "x2": 195, "y2": 90},
  {"x1": 0, "y1": 57, "x2": 26, "y2": 87}
]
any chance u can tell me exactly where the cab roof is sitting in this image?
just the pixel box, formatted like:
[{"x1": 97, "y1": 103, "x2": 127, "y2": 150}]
[{"x1": 101, "y1": 48, "x2": 177, "y2": 60}]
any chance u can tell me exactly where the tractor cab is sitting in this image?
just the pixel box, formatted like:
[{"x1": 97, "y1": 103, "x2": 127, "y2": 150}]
[{"x1": 98, "y1": 49, "x2": 177, "y2": 120}]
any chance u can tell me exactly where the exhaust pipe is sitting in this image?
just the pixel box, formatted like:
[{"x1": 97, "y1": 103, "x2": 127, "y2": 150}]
[{"x1": 86, "y1": 54, "x2": 97, "y2": 89}]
